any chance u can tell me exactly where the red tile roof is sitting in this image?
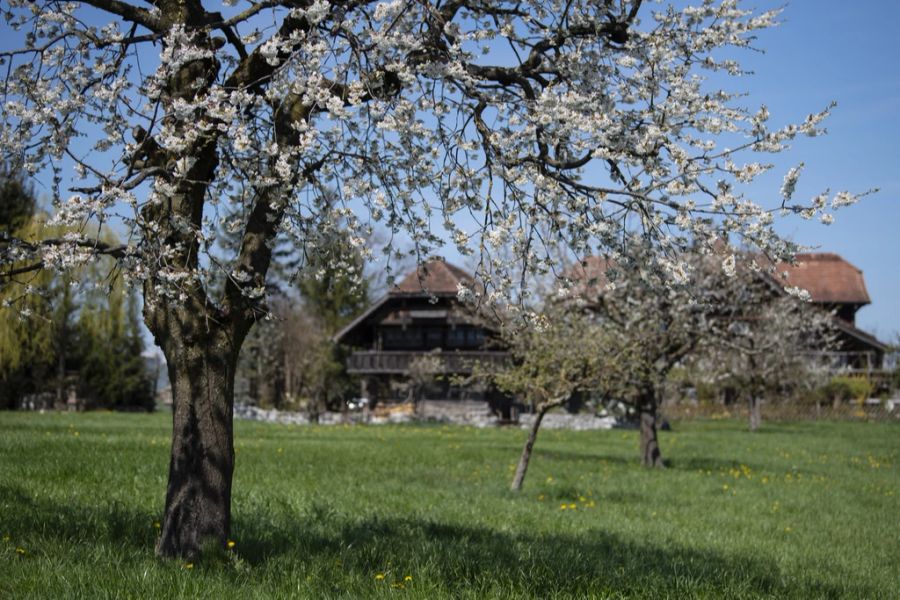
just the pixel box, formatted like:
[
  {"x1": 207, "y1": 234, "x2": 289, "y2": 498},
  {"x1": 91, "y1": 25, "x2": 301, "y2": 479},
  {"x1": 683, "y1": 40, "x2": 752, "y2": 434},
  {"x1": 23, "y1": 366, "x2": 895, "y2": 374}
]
[
  {"x1": 391, "y1": 258, "x2": 474, "y2": 296},
  {"x1": 564, "y1": 256, "x2": 615, "y2": 297},
  {"x1": 774, "y1": 253, "x2": 871, "y2": 305}
]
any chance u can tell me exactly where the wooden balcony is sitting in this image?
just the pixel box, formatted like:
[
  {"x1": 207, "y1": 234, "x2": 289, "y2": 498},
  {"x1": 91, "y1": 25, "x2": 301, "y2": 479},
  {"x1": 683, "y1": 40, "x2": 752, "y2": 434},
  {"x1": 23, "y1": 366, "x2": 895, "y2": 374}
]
[{"x1": 346, "y1": 350, "x2": 509, "y2": 375}]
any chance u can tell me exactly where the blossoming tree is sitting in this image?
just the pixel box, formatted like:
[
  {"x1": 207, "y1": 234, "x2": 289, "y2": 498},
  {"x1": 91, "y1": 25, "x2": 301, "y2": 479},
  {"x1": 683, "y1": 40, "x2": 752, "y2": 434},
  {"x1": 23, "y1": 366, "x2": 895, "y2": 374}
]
[
  {"x1": 0, "y1": 0, "x2": 863, "y2": 557},
  {"x1": 567, "y1": 245, "x2": 713, "y2": 468},
  {"x1": 699, "y1": 262, "x2": 837, "y2": 431},
  {"x1": 486, "y1": 304, "x2": 623, "y2": 491}
]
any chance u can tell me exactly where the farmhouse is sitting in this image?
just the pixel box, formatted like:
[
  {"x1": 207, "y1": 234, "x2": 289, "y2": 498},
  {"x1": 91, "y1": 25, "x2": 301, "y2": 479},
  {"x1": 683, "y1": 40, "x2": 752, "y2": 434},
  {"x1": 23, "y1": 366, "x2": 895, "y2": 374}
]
[
  {"x1": 334, "y1": 259, "x2": 511, "y2": 411},
  {"x1": 774, "y1": 253, "x2": 887, "y2": 370},
  {"x1": 570, "y1": 251, "x2": 887, "y2": 371}
]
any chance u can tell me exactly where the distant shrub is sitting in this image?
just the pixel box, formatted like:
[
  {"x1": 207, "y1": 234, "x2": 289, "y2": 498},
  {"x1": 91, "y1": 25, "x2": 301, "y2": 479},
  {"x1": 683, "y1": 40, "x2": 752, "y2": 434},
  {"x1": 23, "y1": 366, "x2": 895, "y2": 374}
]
[{"x1": 821, "y1": 376, "x2": 873, "y2": 405}]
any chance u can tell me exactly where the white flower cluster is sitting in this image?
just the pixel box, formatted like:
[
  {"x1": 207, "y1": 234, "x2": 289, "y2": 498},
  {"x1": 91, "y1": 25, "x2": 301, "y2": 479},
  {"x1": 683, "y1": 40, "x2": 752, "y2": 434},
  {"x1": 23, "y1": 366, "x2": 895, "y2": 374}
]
[{"x1": 0, "y1": 0, "x2": 872, "y2": 314}]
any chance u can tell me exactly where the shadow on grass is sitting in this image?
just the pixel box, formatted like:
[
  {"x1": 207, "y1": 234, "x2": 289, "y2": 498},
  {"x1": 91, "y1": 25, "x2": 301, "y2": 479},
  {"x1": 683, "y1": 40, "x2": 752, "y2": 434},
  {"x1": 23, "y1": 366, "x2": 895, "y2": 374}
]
[
  {"x1": 1, "y1": 482, "x2": 866, "y2": 597},
  {"x1": 237, "y1": 505, "x2": 862, "y2": 597},
  {"x1": 0, "y1": 483, "x2": 159, "y2": 550}
]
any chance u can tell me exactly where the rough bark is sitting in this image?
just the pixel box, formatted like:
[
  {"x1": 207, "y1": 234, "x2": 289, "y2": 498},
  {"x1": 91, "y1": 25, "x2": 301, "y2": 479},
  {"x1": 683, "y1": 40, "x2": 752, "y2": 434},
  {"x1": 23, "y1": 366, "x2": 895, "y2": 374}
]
[
  {"x1": 510, "y1": 402, "x2": 552, "y2": 492},
  {"x1": 144, "y1": 288, "x2": 246, "y2": 559},
  {"x1": 155, "y1": 325, "x2": 238, "y2": 558},
  {"x1": 639, "y1": 394, "x2": 665, "y2": 468}
]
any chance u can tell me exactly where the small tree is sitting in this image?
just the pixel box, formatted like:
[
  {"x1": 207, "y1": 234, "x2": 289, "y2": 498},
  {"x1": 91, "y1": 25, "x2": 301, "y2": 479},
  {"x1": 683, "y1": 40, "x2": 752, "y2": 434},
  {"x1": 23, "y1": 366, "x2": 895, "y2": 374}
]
[
  {"x1": 703, "y1": 263, "x2": 836, "y2": 431},
  {"x1": 485, "y1": 306, "x2": 620, "y2": 491},
  {"x1": 567, "y1": 245, "x2": 723, "y2": 467},
  {"x1": 404, "y1": 352, "x2": 444, "y2": 414}
]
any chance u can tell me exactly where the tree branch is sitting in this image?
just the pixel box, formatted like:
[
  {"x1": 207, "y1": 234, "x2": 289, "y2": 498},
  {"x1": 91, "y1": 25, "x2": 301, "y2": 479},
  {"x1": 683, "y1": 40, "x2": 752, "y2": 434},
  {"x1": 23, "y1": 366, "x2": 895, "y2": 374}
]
[{"x1": 77, "y1": 0, "x2": 162, "y2": 31}]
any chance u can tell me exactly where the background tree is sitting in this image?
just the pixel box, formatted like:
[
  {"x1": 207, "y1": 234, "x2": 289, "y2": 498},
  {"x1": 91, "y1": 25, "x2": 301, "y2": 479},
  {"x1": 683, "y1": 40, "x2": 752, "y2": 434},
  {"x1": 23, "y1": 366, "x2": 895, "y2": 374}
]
[
  {"x1": 75, "y1": 279, "x2": 155, "y2": 411},
  {"x1": 701, "y1": 263, "x2": 836, "y2": 431},
  {"x1": 483, "y1": 305, "x2": 621, "y2": 492},
  {"x1": 1, "y1": 170, "x2": 153, "y2": 410},
  {"x1": 234, "y1": 230, "x2": 369, "y2": 415},
  {"x1": 0, "y1": 167, "x2": 35, "y2": 236},
  {"x1": 0, "y1": 1, "x2": 863, "y2": 558},
  {"x1": 0, "y1": 172, "x2": 56, "y2": 409},
  {"x1": 568, "y1": 252, "x2": 707, "y2": 468}
]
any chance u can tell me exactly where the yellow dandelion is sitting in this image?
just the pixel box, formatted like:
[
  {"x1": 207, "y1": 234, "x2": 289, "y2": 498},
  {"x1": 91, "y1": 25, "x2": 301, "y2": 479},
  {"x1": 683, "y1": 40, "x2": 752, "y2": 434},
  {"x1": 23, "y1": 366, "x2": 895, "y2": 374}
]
[
  {"x1": 15, "y1": 547, "x2": 26, "y2": 556},
  {"x1": 184, "y1": 562, "x2": 194, "y2": 569},
  {"x1": 784, "y1": 527, "x2": 792, "y2": 533},
  {"x1": 153, "y1": 521, "x2": 161, "y2": 530},
  {"x1": 559, "y1": 503, "x2": 567, "y2": 510},
  {"x1": 226, "y1": 540, "x2": 236, "y2": 549},
  {"x1": 722, "y1": 484, "x2": 729, "y2": 491},
  {"x1": 537, "y1": 494, "x2": 545, "y2": 501},
  {"x1": 404, "y1": 575, "x2": 413, "y2": 582},
  {"x1": 391, "y1": 583, "x2": 405, "y2": 589},
  {"x1": 568, "y1": 503, "x2": 576, "y2": 509},
  {"x1": 374, "y1": 573, "x2": 385, "y2": 581}
]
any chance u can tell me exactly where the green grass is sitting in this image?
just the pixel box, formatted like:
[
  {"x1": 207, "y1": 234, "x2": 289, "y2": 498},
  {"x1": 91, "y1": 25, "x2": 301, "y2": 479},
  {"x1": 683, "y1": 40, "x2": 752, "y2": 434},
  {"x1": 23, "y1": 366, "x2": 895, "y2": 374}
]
[{"x1": 0, "y1": 412, "x2": 897, "y2": 598}]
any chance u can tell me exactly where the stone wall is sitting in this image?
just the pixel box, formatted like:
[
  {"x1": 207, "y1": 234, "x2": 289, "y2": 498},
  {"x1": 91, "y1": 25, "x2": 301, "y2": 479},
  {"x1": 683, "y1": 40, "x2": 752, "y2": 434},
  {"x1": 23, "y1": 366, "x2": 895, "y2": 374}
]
[{"x1": 234, "y1": 401, "x2": 620, "y2": 430}]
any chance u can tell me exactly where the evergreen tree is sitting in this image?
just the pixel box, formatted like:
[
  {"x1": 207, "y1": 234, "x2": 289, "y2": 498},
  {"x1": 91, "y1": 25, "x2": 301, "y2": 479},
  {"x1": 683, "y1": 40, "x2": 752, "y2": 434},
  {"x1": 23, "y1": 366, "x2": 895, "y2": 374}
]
[
  {"x1": 0, "y1": 172, "x2": 55, "y2": 408},
  {"x1": 1, "y1": 168, "x2": 153, "y2": 409},
  {"x1": 233, "y1": 228, "x2": 370, "y2": 413},
  {"x1": 0, "y1": 167, "x2": 35, "y2": 235},
  {"x1": 76, "y1": 283, "x2": 154, "y2": 410}
]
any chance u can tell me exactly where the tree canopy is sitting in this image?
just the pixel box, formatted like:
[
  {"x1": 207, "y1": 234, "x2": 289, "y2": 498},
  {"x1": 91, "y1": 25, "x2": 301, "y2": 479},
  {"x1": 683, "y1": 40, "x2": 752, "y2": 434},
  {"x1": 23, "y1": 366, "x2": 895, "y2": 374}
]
[{"x1": 0, "y1": 0, "x2": 866, "y2": 309}]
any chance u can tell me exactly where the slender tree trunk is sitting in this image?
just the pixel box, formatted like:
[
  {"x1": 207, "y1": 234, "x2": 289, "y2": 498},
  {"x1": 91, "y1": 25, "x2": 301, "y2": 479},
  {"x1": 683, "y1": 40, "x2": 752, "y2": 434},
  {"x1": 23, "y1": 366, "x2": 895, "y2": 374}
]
[
  {"x1": 511, "y1": 400, "x2": 561, "y2": 492},
  {"x1": 748, "y1": 395, "x2": 762, "y2": 432},
  {"x1": 639, "y1": 390, "x2": 665, "y2": 468}
]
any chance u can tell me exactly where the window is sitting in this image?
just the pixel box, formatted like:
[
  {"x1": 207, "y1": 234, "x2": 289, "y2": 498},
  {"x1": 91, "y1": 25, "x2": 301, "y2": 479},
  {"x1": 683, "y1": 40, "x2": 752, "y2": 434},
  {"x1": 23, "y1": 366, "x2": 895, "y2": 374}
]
[
  {"x1": 466, "y1": 328, "x2": 485, "y2": 347},
  {"x1": 382, "y1": 327, "x2": 422, "y2": 349},
  {"x1": 425, "y1": 327, "x2": 444, "y2": 349},
  {"x1": 447, "y1": 327, "x2": 466, "y2": 348}
]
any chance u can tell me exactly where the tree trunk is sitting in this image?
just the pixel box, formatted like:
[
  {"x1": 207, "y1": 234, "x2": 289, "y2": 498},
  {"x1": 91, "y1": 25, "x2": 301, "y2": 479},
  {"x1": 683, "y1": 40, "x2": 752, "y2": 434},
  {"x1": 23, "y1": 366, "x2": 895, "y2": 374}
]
[
  {"x1": 510, "y1": 402, "x2": 551, "y2": 492},
  {"x1": 151, "y1": 312, "x2": 240, "y2": 559},
  {"x1": 748, "y1": 395, "x2": 762, "y2": 432},
  {"x1": 639, "y1": 392, "x2": 665, "y2": 468}
]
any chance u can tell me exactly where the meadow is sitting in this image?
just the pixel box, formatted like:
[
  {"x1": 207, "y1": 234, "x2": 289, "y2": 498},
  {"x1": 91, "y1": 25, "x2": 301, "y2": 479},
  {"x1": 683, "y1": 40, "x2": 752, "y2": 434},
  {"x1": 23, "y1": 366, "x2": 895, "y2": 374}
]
[{"x1": 0, "y1": 411, "x2": 897, "y2": 598}]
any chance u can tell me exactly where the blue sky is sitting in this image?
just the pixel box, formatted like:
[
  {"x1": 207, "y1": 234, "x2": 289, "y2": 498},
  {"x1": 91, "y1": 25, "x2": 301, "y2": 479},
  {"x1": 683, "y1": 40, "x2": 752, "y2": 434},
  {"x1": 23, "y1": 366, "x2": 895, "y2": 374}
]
[{"x1": 730, "y1": 1, "x2": 900, "y2": 340}]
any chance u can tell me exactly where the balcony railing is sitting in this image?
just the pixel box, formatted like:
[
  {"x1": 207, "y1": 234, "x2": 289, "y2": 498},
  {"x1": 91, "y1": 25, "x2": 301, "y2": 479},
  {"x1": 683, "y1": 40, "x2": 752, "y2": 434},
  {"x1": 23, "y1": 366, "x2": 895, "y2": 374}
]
[{"x1": 346, "y1": 350, "x2": 509, "y2": 375}]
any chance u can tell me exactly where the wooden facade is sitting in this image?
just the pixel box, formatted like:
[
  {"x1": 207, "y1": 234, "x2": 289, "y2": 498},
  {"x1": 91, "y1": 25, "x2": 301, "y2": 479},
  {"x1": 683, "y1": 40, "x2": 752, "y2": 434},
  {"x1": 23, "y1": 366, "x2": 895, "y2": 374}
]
[
  {"x1": 774, "y1": 253, "x2": 887, "y2": 370},
  {"x1": 571, "y1": 251, "x2": 888, "y2": 371},
  {"x1": 334, "y1": 259, "x2": 512, "y2": 408}
]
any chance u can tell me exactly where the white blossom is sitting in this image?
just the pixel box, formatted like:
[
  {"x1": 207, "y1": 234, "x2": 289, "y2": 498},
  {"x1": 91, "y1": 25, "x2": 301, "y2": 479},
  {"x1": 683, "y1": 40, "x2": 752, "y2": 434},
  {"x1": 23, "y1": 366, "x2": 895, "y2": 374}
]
[{"x1": 0, "y1": 0, "x2": 869, "y2": 317}]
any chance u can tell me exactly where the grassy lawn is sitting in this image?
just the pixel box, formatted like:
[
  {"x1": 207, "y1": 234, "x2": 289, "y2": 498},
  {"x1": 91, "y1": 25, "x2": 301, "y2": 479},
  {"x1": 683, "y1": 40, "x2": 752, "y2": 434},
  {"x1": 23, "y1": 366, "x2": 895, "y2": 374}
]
[{"x1": 0, "y1": 412, "x2": 897, "y2": 598}]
